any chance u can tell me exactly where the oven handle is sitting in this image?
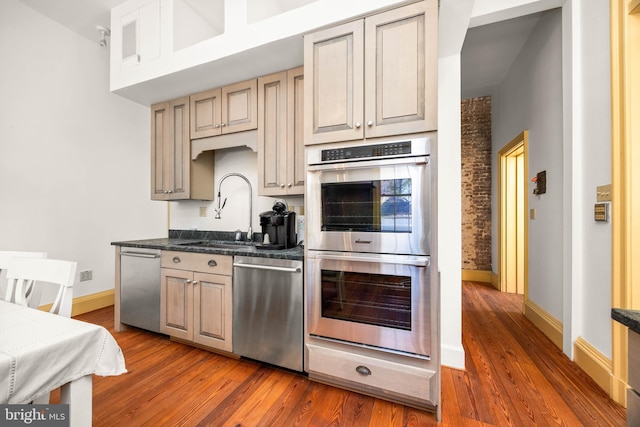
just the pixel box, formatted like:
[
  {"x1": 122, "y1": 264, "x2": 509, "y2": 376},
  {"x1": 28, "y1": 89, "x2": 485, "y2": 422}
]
[
  {"x1": 233, "y1": 262, "x2": 302, "y2": 273},
  {"x1": 312, "y1": 253, "x2": 429, "y2": 267},
  {"x1": 307, "y1": 156, "x2": 429, "y2": 171}
]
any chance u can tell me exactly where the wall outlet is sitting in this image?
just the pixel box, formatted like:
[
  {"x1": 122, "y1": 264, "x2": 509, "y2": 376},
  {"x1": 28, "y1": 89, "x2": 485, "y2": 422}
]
[{"x1": 80, "y1": 270, "x2": 92, "y2": 282}]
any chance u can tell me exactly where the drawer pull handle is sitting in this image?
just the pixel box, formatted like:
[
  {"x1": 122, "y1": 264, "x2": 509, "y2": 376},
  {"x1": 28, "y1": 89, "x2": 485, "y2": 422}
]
[
  {"x1": 355, "y1": 365, "x2": 371, "y2": 376},
  {"x1": 208, "y1": 260, "x2": 217, "y2": 267},
  {"x1": 173, "y1": 256, "x2": 181, "y2": 263}
]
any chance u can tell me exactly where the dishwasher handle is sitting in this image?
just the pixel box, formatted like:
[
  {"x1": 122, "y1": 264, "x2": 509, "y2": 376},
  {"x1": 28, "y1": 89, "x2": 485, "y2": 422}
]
[
  {"x1": 233, "y1": 262, "x2": 301, "y2": 273},
  {"x1": 121, "y1": 252, "x2": 161, "y2": 259}
]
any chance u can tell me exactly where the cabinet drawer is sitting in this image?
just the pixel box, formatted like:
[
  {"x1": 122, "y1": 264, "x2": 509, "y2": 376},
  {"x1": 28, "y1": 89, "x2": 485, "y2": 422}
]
[
  {"x1": 307, "y1": 343, "x2": 434, "y2": 401},
  {"x1": 162, "y1": 251, "x2": 232, "y2": 275}
]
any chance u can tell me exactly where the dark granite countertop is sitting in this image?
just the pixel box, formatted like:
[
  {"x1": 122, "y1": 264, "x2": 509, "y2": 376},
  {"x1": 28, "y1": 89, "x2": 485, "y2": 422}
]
[
  {"x1": 111, "y1": 230, "x2": 303, "y2": 261},
  {"x1": 612, "y1": 308, "x2": 640, "y2": 334}
]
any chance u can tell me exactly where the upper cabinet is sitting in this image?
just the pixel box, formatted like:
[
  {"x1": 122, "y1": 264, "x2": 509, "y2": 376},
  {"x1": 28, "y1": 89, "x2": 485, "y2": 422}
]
[
  {"x1": 257, "y1": 67, "x2": 305, "y2": 196},
  {"x1": 110, "y1": 0, "x2": 410, "y2": 105},
  {"x1": 304, "y1": 0, "x2": 437, "y2": 144},
  {"x1": 113, "y1": 0, "x2": 162, "y2": 71},
  {"x1": 151, "y1": 97, "x2": 214, "y2": 200},
  {"x1": 190, "y1": 79, "x2": 258, "y2": 139}
]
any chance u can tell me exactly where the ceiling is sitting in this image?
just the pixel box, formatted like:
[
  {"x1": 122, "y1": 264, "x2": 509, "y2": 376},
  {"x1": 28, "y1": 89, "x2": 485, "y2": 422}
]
[
  {"x1": 462, "y1": 12, "x2": 543, "y2": 98},
  {"x1": 16, "y1": 0, "x2": 544, "y2": 100}
]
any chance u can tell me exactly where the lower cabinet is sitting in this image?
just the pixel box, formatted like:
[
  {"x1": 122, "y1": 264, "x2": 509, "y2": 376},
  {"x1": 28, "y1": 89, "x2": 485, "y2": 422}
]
[{"x1": 160, "y1": 251, "x2": 233, "y2": 353}]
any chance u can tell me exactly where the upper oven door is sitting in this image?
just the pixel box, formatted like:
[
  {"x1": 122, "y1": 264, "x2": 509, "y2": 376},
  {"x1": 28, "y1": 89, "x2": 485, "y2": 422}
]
[{"x1": 306, "y1": 156, "x2": 430, "y2": 255}]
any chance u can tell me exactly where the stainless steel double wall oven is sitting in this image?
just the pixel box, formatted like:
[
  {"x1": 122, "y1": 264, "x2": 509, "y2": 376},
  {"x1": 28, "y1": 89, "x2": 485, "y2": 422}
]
[{"x1": 306, "y1": 135, "x2": 434, "y2": 357}]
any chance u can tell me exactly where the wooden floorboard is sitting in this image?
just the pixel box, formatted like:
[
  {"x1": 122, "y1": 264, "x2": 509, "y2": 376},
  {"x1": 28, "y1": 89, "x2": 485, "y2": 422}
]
[{"x1": 61, "y1": 281, "x2": 626, "y2": 426}]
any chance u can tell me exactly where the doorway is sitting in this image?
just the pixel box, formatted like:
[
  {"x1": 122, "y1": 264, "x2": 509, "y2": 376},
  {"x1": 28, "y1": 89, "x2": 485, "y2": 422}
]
[{"x1": 498, "y1": 131, "x2": 528, "y2": 295}]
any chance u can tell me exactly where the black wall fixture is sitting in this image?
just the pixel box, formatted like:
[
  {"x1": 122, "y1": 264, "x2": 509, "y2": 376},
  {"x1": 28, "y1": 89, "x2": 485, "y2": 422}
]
[{"x1": 532, "y1": 170, "x2": 546, "y2": 195}]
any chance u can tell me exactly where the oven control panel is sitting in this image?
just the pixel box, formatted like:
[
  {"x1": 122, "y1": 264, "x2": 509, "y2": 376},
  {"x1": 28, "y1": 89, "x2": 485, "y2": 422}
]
[{"x1": 321, "y1": 141, "x2": 412, "y2": 161}]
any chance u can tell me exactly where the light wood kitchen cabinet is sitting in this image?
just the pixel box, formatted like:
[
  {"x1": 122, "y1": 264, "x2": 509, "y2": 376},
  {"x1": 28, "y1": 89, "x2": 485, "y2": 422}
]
[
  {"x1": 257, "y1": 67, "x2": 305, "y2": 196},
  {"x1": 160, "y1": 251, "x2": 233, "y2": 353},
  {"x1": 304, "y1": 0, "x2": 437, "y2": 144},
  {"x1": 190, "y1": 79, "x2": 258, "y2": 139},
  {"x1": 151, "y1": 97, "x2": 214, "y2": 200}
]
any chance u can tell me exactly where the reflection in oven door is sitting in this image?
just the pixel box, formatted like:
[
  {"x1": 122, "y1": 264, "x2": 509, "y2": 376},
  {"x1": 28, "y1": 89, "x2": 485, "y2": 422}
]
[{"x1": 307, "y1": 250, "x2": 431, "y2": 357}]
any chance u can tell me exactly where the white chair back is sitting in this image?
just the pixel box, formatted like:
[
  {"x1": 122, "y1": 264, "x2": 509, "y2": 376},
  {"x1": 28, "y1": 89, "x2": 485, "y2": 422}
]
[
  {"x1": 0, "y1": 251, "x2": 47, "y2": 304},
  {"x1": 6, "y1": 258, "x2": 77, "y2": 317}
]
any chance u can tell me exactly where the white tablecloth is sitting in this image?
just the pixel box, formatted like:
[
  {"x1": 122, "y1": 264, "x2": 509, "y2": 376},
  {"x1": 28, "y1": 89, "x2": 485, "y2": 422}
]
[{"x1": 0, "y1": 300, "x2": 126, "y2": 404}]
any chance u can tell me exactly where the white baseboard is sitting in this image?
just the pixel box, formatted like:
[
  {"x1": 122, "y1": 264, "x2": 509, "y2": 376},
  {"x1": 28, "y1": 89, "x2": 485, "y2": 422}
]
[{"x1": 441, "y1": 343, "x2": 465, "y2": 370}]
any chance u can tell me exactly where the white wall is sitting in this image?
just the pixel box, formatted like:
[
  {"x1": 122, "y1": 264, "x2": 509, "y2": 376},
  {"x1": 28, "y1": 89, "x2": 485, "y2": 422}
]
[
  {"x1": 490, "y1": 1, "x2": 613, "y2": 359},
  {"x1": 575, "y1": 0, "x2": 612, "y2": 357},
  {"x1": 492, "y1": 10, "x2": 564, "y2": 319},
  {"x1": 0, "y1": 0, "x2": 167, "y2": 302},
  {"x1": 169, "y1": 147, "x2": 304, "y2": 235}
]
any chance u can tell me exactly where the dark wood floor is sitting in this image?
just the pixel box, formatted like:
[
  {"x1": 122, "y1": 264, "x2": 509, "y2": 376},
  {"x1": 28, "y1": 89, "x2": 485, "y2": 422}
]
[{"x1": 61, "y1": 281, "x2": 626, "y2": 426}]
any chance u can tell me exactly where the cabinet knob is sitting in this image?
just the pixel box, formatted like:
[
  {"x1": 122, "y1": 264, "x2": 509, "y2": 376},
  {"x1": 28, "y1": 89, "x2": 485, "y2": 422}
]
[
  {"x1": 355, "y1": 122, "x2": 361, "y2": 128},
  {"x1": 173, "y1": 256, "x2": 181, "y2": 263},
  {"x1": 185, "y1": 279, "x2": 192, "y2": 284},
  {"x1": 280, "y1": 184, "x2": 285, "y2": 188},
  {"x1": 355, "y1": 365, "x2": 372, "y2": 376},
  {"x1": 287, "y1": 183, "x2": 292, "y2": 187},
  {"x1": 192, "y1": 280, "x2": 199, "y2": 285},
  {"x1": 367, "y1": 120, "x2": 373, "y2": 127},
  {"x1": 208, "y1": 260, "x2": 217, "y2": 267},
  {"x1": 215, "y1": 124, "x2": 220, "y2": 128},
  {"x1": 221, "y1": 123, "x2": 226, "y2": 127}
]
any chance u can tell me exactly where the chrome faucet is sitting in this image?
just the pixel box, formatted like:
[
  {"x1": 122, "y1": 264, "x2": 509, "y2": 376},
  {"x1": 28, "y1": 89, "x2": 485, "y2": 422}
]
[{"x1": 214, "y1": 173, "x2": 253, "y2": 241}]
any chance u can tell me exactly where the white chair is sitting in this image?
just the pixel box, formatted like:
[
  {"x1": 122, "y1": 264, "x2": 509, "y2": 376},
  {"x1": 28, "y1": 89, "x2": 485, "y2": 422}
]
[
  {"x1": 0, "y1": 251, "x2": 47, "y2": 306},
  {"x1": 6, "y1": 258, "x2": 77, "y2": 318},
  {"x1": 5, "y1": 257, "x2": 76, "y2": 405}
]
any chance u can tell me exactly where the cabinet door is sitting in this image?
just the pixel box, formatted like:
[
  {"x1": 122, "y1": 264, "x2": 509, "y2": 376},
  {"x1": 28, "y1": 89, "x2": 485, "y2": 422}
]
[
  {"x1": 151, "y1": 102, "x2": 170, "y2": 200},
  {"x1": 167, "y1": 97, "x2": 191, "y2": 200},
  {"x1": 304, "y1": 20, "x2": 364, "y2": 145},
  {"x1": 190, "y1": 88, "x2": 222, "y2": 139},
  {"x1": 286, "y1": 67, "x2": 305, "y2": 194},
  {"x1": 222, "y1": 79, "x2": 257, "y2": 134},
  {"x1": 119, "y1": 0, "x2": 161, "y2": 70},
  {"x1": 160, "y1": 268, "x2": 194, "y2": 340},
  {"x1": 364, "y1": 1, "x2": 437, "y2": 137},
  {"x1": 257, "y1": 71, "x2": 288, "y2": 196},
  {"x1": 150, "y1": 97, "x2": 189, "y2": 199},
  {"x1": 193, "y1": 272, "x2": 232, "y2": 352},
  {"x1": 151, "y1": 97, "x2": 214, "y2": 201}
]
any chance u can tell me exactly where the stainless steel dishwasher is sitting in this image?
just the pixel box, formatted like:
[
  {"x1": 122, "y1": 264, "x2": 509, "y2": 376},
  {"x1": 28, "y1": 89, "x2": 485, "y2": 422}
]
[
  {"x1": 233, "y1": 256, "x2": 303, "y2": 372},
  {"x1": 120, "y1": 248, "x2": 162, "y2": 333}
]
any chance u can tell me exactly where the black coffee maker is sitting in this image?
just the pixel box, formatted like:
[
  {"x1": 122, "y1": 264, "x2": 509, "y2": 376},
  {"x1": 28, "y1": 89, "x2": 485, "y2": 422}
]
[{"x1": 258, "y1": 201, "x2": 296, "y2": 250}]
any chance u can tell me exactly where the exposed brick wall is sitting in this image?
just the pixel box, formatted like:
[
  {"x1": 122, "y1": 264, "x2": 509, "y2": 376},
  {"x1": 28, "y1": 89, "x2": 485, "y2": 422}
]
[{"x1": 461, "y1": 96, "x2": 492, "y2": 271}]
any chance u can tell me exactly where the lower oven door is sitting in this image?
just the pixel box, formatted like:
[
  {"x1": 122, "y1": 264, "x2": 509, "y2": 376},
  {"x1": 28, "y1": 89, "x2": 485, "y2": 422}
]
[{"x1": 307, "y1": 250, "x2": 431, "y2": 357}]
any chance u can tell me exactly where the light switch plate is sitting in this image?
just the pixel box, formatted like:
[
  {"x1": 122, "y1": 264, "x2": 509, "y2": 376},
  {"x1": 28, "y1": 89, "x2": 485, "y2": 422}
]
[
  {"x1": 597, "y1": 184, "x2": 612, "y2": 202},
  {"x1": 530, "y1": 209, "x2": 536, "y2": 220}
]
